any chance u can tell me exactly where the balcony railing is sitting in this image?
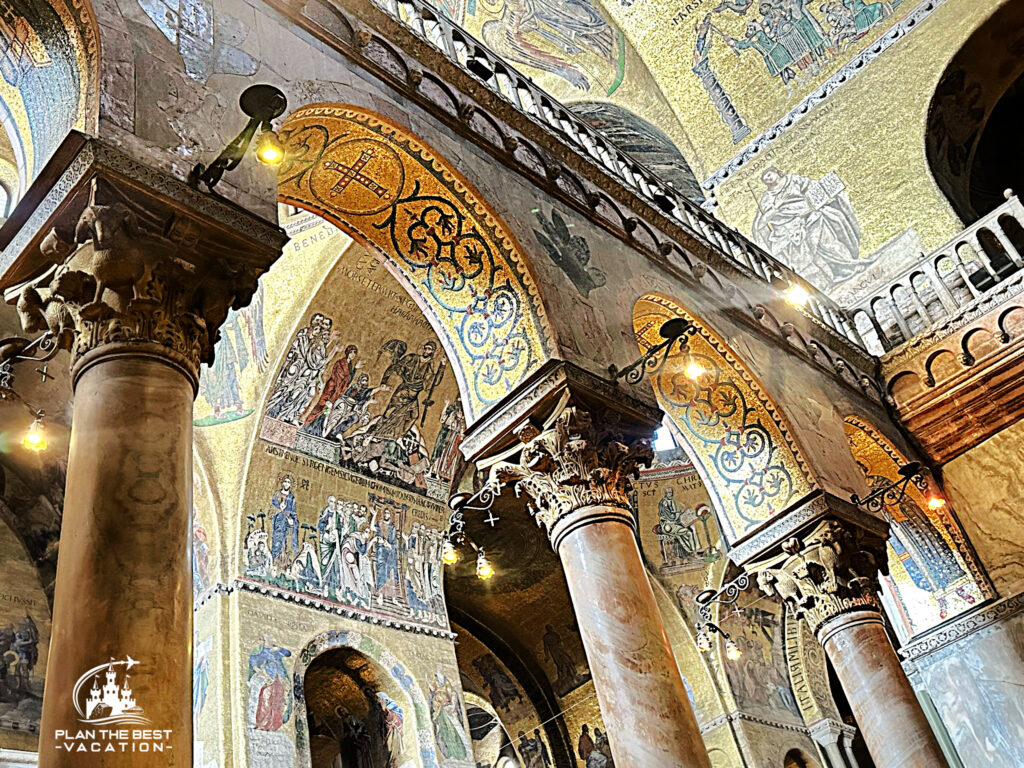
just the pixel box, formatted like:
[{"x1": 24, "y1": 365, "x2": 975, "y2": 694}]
[
  {"x1": 850, "y1": 191, "x2": 1024, "y2": 355},
  {"x1": 370, "y1": 0, "x2": 866, "y2": 351}
]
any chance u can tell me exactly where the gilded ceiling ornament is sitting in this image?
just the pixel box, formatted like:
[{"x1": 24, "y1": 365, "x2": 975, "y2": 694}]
[{"x1": 276, "y1": 104, "x2": 555, "y2": 421}]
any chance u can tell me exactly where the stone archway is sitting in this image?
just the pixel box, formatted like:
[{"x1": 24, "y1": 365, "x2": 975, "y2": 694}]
[
  {"x1": 291, "y1": 629, "x2": 444, "y2": 768},
  {"x1": 0, "y1": 0, "x2": 100, "y2": 190},
  {"x1": 841, "y1": 415, "x2": 991, "y2": 636},
  {"x1": 277, "y1": 104, "x2": 557, "y2": 423},
  {"x1": 632, "y1": 292, "x2": 818, "y2": 547}
]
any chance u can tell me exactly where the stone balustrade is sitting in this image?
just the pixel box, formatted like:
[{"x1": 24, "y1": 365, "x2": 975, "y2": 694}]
[
  {"x1": 851, "y1": 190, "x2": 1024, "y2": 354},
  {"x1": 371, "y1": 0, "x2": 865, "y2": 350}
]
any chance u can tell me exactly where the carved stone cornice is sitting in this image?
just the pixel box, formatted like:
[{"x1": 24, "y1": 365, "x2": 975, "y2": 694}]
[
  {"x1": 484, "y1": 403, "x2": 654, "y2": 549},
  {"x1": 748, "y1": 518, "x2": 888, "y2": 638},
  {"x1": 0, "y1": 133, "x2": 288, "y2": 389}
]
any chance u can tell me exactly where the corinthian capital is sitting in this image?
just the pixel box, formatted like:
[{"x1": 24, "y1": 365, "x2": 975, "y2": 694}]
[
  {"x1": 1, "y1": 137, "x2": 286, "y2": 389},
  {"x1": 749, "y1": 518, "x2": 888, "y2": 637},
  {"x1": 487, "y1": 404, "x2": 654, "y2": 541}
]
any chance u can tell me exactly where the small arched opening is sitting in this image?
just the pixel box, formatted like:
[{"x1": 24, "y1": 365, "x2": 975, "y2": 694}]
[{"x1": 303, "y1": 646, "x2": 412, "y2": 768}]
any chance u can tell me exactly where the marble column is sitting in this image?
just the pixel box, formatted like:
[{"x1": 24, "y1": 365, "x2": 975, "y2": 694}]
[
  {"x1": 751, "y1": 519, "x2": 946, "y2": 768},
  {"x1": 3, "y1": 161, "x2": 285, "y2": 767},
  {"x1": 486, "y1": 405, "x2": 711, "y2": 768}
]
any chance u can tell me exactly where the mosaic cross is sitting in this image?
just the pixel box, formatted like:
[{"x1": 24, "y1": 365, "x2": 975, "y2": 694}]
[{"x1": 323, "y1": 150, "x2": 392, "y2": 200}]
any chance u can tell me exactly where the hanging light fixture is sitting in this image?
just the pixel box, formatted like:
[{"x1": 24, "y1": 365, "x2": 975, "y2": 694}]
[
  {"x1": 442, "y1": 538, "x2": 460, "y2": 565},
  {"x1": 684, "y1": 359, "x2": 708, "y2": 381},
  {"x1": 725, "y1": 637, "x2": 743, "y2": 661},
  {"x1": 254, "y1": 129, "x2": 285, "y2": 166},
  {"x1": 476, "y1": 549, "x2": 494, "y2": 581},
  {"x1": 784, "y1": 283, "x2": 810, "y2": 308},
  {"x1": 695, "y1": 626, "x2": 711, "y2": 652},
  {"x1": 926, "y1": 496, "x2": 946, "y2": 510},
  {"x1": 21, "y1": 411, "x2": 46, "y2": 453}
]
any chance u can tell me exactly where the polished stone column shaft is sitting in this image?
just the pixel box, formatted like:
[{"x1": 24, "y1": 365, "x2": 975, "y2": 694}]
[
  {"x1": 552, "y1": 505, "x2": 711, "y2": 768},
  {"x1": 819, "y1": 610, "x2": 947, "y2": 768},
  {"x1": 38, "y1": 350, "x2": 194, "y2": 767}
]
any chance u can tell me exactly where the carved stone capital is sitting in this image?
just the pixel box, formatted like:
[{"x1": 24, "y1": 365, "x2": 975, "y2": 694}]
[
  {"x1": 0, "y1": 135, "x2": 287, "y2": 390},
  {"x1": 486, "y1": 403, "x2": 654, "y2": 548},
  {"x1": 748, "y1": 518, "x2": 888, "y2": 638}
]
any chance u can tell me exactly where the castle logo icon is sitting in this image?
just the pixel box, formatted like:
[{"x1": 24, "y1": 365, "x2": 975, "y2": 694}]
[{"x1": 72, "y1": 656, "x2": 151, "y2": 726}]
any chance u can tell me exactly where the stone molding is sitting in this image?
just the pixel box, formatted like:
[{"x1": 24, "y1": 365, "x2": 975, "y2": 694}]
[
  {"x1": 485, "y1": 403, "x2": 654, "y2": 546},
  {"x1": 699, "y1": 710, "x2": 815, "y2": 736},
  {"x1": 748, "y1": 519, "x2": 888, "y2": 637},
  {"x1": 0, "y1": 135, "x2": 287, "y2": 389},
  {"x1": 899, "y1": 591, "x2": 1024, "y2": 662},
  {"x1": 0, "y1": 749, "x2": 37, "y2": 768},
  {"x1": 195, "y1": 578, "x2": 457, "y2": 640}
]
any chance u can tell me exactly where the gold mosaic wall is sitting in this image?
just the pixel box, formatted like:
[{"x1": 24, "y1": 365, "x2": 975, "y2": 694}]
[
  {"x1": 633, "y1": 292, "x2": 817, "y2": 543},
  {"x1": 0, "y1": 521, "x2": 48, "y2": 751},
  {"x1": 843, "y1": 416, "x2": 990, "y2": 638},
  {"x1": 277, "y1": 104, "x2": 556, "y2": 421}
]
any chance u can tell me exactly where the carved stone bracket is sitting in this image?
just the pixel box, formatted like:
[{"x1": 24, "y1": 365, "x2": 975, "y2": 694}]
[
  {"x1": 485, "y1": 403, "x2": 654, "y2": 547},
  {"x1": 747, "y1": 518, "x2": 889, "y2": 637},
  {"x1": 0, "y1": 134, "x2": 288, "y2": 389}
]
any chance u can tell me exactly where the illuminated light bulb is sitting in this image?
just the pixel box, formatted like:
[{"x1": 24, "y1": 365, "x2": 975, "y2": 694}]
[
  {"x1": 476, "y1": 550, "x2": 494, "y2": 581},
  {"x1": 684, "y1": 360, "x2": 707, "y2": 380},
  {"x1": 785, "y1": 284, "x2": 810, "y2": 308},
  {"x1": 695, "y1": 627, "x2": 711, "y2": 652},
  {"x1": 725, "y1": 637, "x2": 742, "y2": 661},
  {"x1": 254, "y1": 130, "x2": 284, "y2": 166},
  {"x1": 21, "y1": 416, "x2": 46, "y2": 452},
  {"x1": 442, "y1": 539, "x2": 460, "y2": 565},
  {"x1": 926, "y1": 496, "x2": 946, "y2": 511}
]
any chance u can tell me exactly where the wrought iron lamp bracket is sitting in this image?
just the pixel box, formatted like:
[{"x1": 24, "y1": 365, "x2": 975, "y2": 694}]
[
  {"x1": 849, "y1": 461, "x2": 928, "y2": 515},
  {"x1": 609, "y1": 318, "x2": 697, "y2": 385}
]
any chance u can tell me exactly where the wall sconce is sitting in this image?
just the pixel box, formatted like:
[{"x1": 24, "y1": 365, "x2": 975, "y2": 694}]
[
  {"x1": 694, "y1": 573, "x2": 752, "y2": 662},
  {"x1": 609, "y1": 318, "x2": 697, "y2": 385},
  {"x1": 188, "y1": 84, "x2": 288, "y2": 191},
  {"x1": 446, "y1": 486, "x2": 502, "y2": 581},
  {"x1": 0, "y1": 332, "x2": 59, "y2": 453},
  {"x1": 850, "y1": 461, "x2": 945, "y2": 514}
]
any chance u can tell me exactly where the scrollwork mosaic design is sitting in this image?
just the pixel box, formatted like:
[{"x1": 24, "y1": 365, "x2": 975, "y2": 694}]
[
  {"x1": 277, "y1": 105, "x2": 555, "y2": 420},
  {"x1": 633, "y1": 293, "x2": 816, "y2": 543}
]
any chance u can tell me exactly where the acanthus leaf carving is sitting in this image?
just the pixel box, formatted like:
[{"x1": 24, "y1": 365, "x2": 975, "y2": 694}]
[
  {"x1": 485, "y1": 404, "x2": 654, "y2": 541},
  {"x1": 750, "y1": 518, "x2": 888, "y2": 636},
  {"x1": 13, "y1": 177, "x2": 265, "y2": 384}
]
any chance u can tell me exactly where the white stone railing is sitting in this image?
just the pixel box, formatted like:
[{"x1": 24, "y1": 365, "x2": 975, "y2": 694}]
[
  {"x1": 369, "y1": 0, "x2": 866, "y2": 350},
  {"x1": 850, "y1": 191, "x2": 1024, "y2": 354}
]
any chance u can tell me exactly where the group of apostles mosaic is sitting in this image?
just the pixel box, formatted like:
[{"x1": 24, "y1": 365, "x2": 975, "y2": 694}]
[
  {"x1": 243, "y1": 481, "x2": 447, "y2": 627},
  {"x1": 261, "y1": 312, "x2": 465, "y2": 499}
]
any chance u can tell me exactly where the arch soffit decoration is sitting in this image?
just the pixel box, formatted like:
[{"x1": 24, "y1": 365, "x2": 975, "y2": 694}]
[
  {"x1": 292, "y1": 628, "x2": 441, "y2": 768},
  {"x1": 633, "y1": 292, "x2": 817, "y2": 545},
  {"x1": 277, "y1": 104, "x2": 557, "y2": 423},
  {"x1": 0, "y1": 0, "x2": 100, "y2": 189},
  {"x1": 841, "y1": 415, "x2": 992, "y2": 597}
]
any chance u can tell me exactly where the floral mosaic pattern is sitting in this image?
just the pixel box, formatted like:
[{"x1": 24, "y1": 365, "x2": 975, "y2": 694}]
[{"x1": 277, "y1": 105, "x2": 555, "y2": 421}]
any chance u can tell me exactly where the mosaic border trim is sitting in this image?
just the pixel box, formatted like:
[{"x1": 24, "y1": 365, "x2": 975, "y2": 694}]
[
  {"x1": 700, "y1": 0, "x2": 948, "y2": 200},
  {"x1": 193, "y1": 578, "x2": 457, "y2": 640},
  {"x1": 899, "y1": 591, "x2": 1024, "y2": 661}
]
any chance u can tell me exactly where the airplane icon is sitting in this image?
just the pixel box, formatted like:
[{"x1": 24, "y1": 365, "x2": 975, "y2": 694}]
[{"x1": 125, "y1": 656, "x2": 138, "y2": 670}]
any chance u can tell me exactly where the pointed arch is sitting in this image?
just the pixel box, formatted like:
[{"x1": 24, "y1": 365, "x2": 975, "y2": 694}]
[
  {"x1": 841, "y1": 415, "x2": 992, "y2": 636},
  {"x1": 277, "y1": 104, "x2": 557, "y2": 422},
  {"x1": 633, "y1": 292, "x2": 817, "y2": 544}
]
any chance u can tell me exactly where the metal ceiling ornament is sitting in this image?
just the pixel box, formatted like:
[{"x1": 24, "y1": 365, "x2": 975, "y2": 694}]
[{"x1": 693, "y1": 573, "x2": 751, "y2": 660}]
